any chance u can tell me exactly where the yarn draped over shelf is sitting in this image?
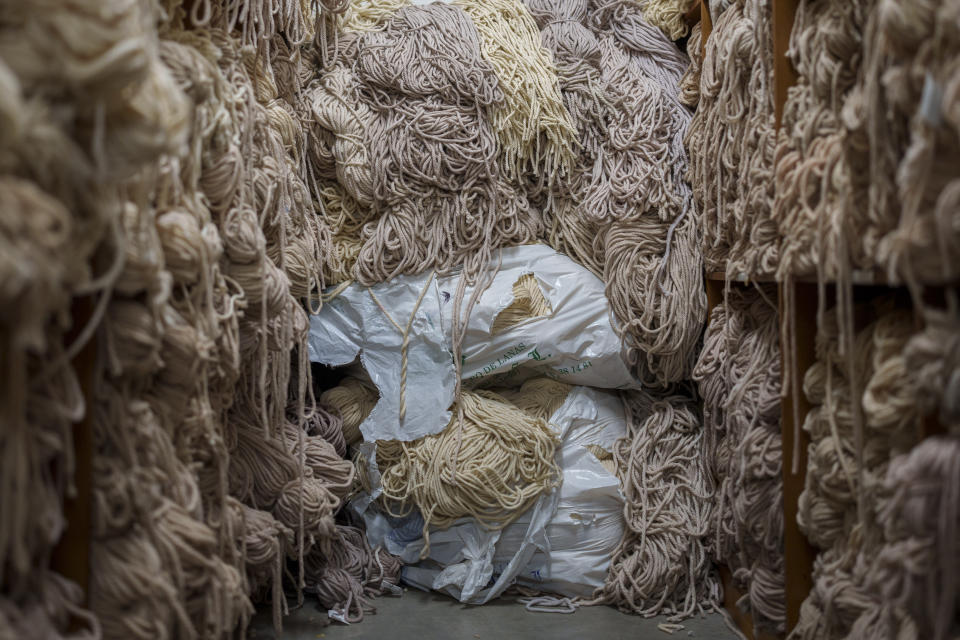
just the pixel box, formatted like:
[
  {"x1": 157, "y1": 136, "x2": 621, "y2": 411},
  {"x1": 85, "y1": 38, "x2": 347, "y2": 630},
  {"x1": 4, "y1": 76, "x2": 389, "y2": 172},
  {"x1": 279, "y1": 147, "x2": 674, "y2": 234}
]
[{"x1": 687, "y1": 0, "x2": 779, "y2": 278}]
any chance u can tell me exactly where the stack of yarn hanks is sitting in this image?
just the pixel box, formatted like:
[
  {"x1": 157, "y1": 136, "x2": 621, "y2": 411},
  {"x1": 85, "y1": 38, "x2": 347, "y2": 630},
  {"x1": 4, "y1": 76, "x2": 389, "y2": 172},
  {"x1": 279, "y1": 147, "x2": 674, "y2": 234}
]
[
  {"x1": 775, "y1": 0, "x2": 960, "y2": 288},
  {"x1": 694, "y1": 285, "x2": 785, "y2": 634},
  {"x1": 0, "y1": 1, "x2": 400, "y2": 637},
  {"x1": 687, "y1": 0, "x2": 779, "y2": 279},
  {"x1": 792, "y1": 300, "x2": 960, "y2": 640},
  {"x1": 307, "y1": 0, "x2": 719, "y2": 622}
]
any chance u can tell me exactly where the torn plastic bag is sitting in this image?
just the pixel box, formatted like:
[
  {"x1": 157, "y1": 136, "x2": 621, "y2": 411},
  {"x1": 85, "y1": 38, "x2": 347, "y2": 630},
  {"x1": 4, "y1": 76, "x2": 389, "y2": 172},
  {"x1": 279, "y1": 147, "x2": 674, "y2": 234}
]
[
  {"x1": 350, "y1": 385, "x2": 627, "y2": 602},
  {"x1": 308, "y1": 244, "x2": 638, "y2": 442}
]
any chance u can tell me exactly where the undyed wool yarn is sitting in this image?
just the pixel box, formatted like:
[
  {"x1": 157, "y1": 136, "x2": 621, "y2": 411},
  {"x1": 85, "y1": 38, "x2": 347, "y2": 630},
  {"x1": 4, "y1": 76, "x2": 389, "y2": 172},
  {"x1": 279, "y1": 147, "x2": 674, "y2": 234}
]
[
  {"x1": 523, "y1": 0, "x2": 705, "y2": 389},
  {"x1": 790, "y1": 306, "x2": 939, "y2": 640},
  {"x1": 687, "y1": 0, "x2": 779, "y2": 278},
  {"x1": 642, "y1": 0, "x2": 697, "y2": 41},
  {"x1": 453, "y1": 0, "x2": 577, "y2": 182},
  {"x1": 593, "y1": 387, "x2": 719, "y2": 619},
  {"x1": 376, "y1": 389, "x2": 561, "y2": 556},
  {"x1": 693, "y1": 285, "x2": 785, "y2": 634}
]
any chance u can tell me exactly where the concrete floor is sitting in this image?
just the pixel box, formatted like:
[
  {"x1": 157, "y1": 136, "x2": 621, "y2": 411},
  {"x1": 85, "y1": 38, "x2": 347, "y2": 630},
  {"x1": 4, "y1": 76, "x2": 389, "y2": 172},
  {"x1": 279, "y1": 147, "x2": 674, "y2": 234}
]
[{"x1": 249, "y1": 588, "x2": 739, "y2": 640}]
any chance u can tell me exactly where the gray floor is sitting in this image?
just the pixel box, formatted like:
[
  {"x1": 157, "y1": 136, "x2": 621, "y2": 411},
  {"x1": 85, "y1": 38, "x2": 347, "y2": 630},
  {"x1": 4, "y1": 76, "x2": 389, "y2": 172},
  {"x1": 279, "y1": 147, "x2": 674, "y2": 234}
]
[{"x1": 249, "y1": 587, "x2": 739, "y2": 640}]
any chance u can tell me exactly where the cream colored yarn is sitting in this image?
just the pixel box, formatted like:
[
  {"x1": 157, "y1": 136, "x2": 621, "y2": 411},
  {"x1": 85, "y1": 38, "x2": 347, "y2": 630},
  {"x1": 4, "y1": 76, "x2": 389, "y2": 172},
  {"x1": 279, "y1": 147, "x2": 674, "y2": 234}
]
[
  {"x1": 454, "y1": 0, "x2": 577, "y2": 181},
  {"x1": 321, "y1": 377, "x2": 380, "y2": 446},
  {"x1": 491, "y1": 273, "x2": 554, "y2": 334},
  {"x1": 643, "y1": 0, "x2": 698, "y2": 40},
  {"x1": 376, "y1": 389, "x2": 561, "y2": 557}
]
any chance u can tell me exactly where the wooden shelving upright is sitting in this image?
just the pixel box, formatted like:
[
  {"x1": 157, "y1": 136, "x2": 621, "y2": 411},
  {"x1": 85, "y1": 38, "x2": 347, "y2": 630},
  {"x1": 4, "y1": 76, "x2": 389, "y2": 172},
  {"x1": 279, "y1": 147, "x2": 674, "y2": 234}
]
[{"x1": 50, "y1": 297, "x2": 97, "y2": 615}]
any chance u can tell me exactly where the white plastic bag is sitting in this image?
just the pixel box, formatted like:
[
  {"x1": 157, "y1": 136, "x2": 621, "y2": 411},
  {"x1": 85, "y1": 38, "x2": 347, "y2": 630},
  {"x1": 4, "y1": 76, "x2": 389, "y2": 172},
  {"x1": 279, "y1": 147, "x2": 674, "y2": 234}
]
[
  {"x1": 308, "y1": 245, "x2": 638, "y2": 443},
  {"x1": 350, "y1": 385, "x2": 627, "y2": 602}
]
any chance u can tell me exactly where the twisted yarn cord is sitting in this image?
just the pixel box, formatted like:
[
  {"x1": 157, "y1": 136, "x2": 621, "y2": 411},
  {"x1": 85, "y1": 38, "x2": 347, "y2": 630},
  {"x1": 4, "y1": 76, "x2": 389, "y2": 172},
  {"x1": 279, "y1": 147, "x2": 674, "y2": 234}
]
[
  {"x1": 337, "y1": 0, "x2": 411, "y2": 34},
  {"x1": 366, "y1": 271, "x2": 436, "y2": 422},
  {"x1": 693, "y1": 285, "x2": 785, "y2": 634},
  {"x1": 375, "y1": 389, "x2": 560, "y2": 558}
]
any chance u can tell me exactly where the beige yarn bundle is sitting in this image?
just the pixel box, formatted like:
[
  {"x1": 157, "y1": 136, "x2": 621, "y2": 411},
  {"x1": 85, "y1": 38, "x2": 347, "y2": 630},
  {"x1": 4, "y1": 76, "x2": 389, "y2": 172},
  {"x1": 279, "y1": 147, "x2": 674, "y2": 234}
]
[
  {"x1": 790, "y1": 306, "x2": 930, "y2": 639},
  {"x1": 376, "y1": 389, "x2": 561, "y2": 556},
  {"x1": 773, "y1": 0, "x2": 871, "y2": 281},
  {"x1": 688, "y1": 0, "x2": 779, "y2": 278},
  {"x1": 643, "y1": 0, "x2": 698, "y2": 41},
  {"x1": 593, "y1": 387, "x2": 719, "y2": 619},
  {"x1": 693, "y1": 285, "x2": 785, "y2": 634},
  {"x1": 524, "y1": 0, "x2": 706, "y2": 388},
  {"x1": 321, "y1": 376, "x2": 379, "y2": 446}
]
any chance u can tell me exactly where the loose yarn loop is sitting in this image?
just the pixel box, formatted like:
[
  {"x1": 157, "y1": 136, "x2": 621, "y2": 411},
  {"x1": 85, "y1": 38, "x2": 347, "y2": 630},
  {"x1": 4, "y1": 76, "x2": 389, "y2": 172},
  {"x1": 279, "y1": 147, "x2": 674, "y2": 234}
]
[
  {"x1": 693, "y1": 285, "x2": 785, "y2": 634},
  {"x1": 376, "y1": 389, "x2": 561, "y2": 558},
  {"x1": 687, "y1": 0, "x2": 778, "y2": 278},
  {"x1": 594, "y1": 387, "x2": 719, "y2": 620}
]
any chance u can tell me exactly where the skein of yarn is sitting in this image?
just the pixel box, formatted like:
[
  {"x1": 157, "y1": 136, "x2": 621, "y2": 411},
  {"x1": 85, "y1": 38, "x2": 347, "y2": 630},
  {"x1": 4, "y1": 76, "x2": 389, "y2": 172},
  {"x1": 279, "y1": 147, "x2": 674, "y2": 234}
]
[
  {"x1": 688, "y1": 0, "x2": 778, "y2": 278},
  {"x1": 593, "y1": 387, "x2": 719, "y2": 620},
  {"x1": 694, "y1": 285, "x2": 785, "y2": 634},
  {"x1": 376, "y1": 389, "x2": 561, "y2": 556}
]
